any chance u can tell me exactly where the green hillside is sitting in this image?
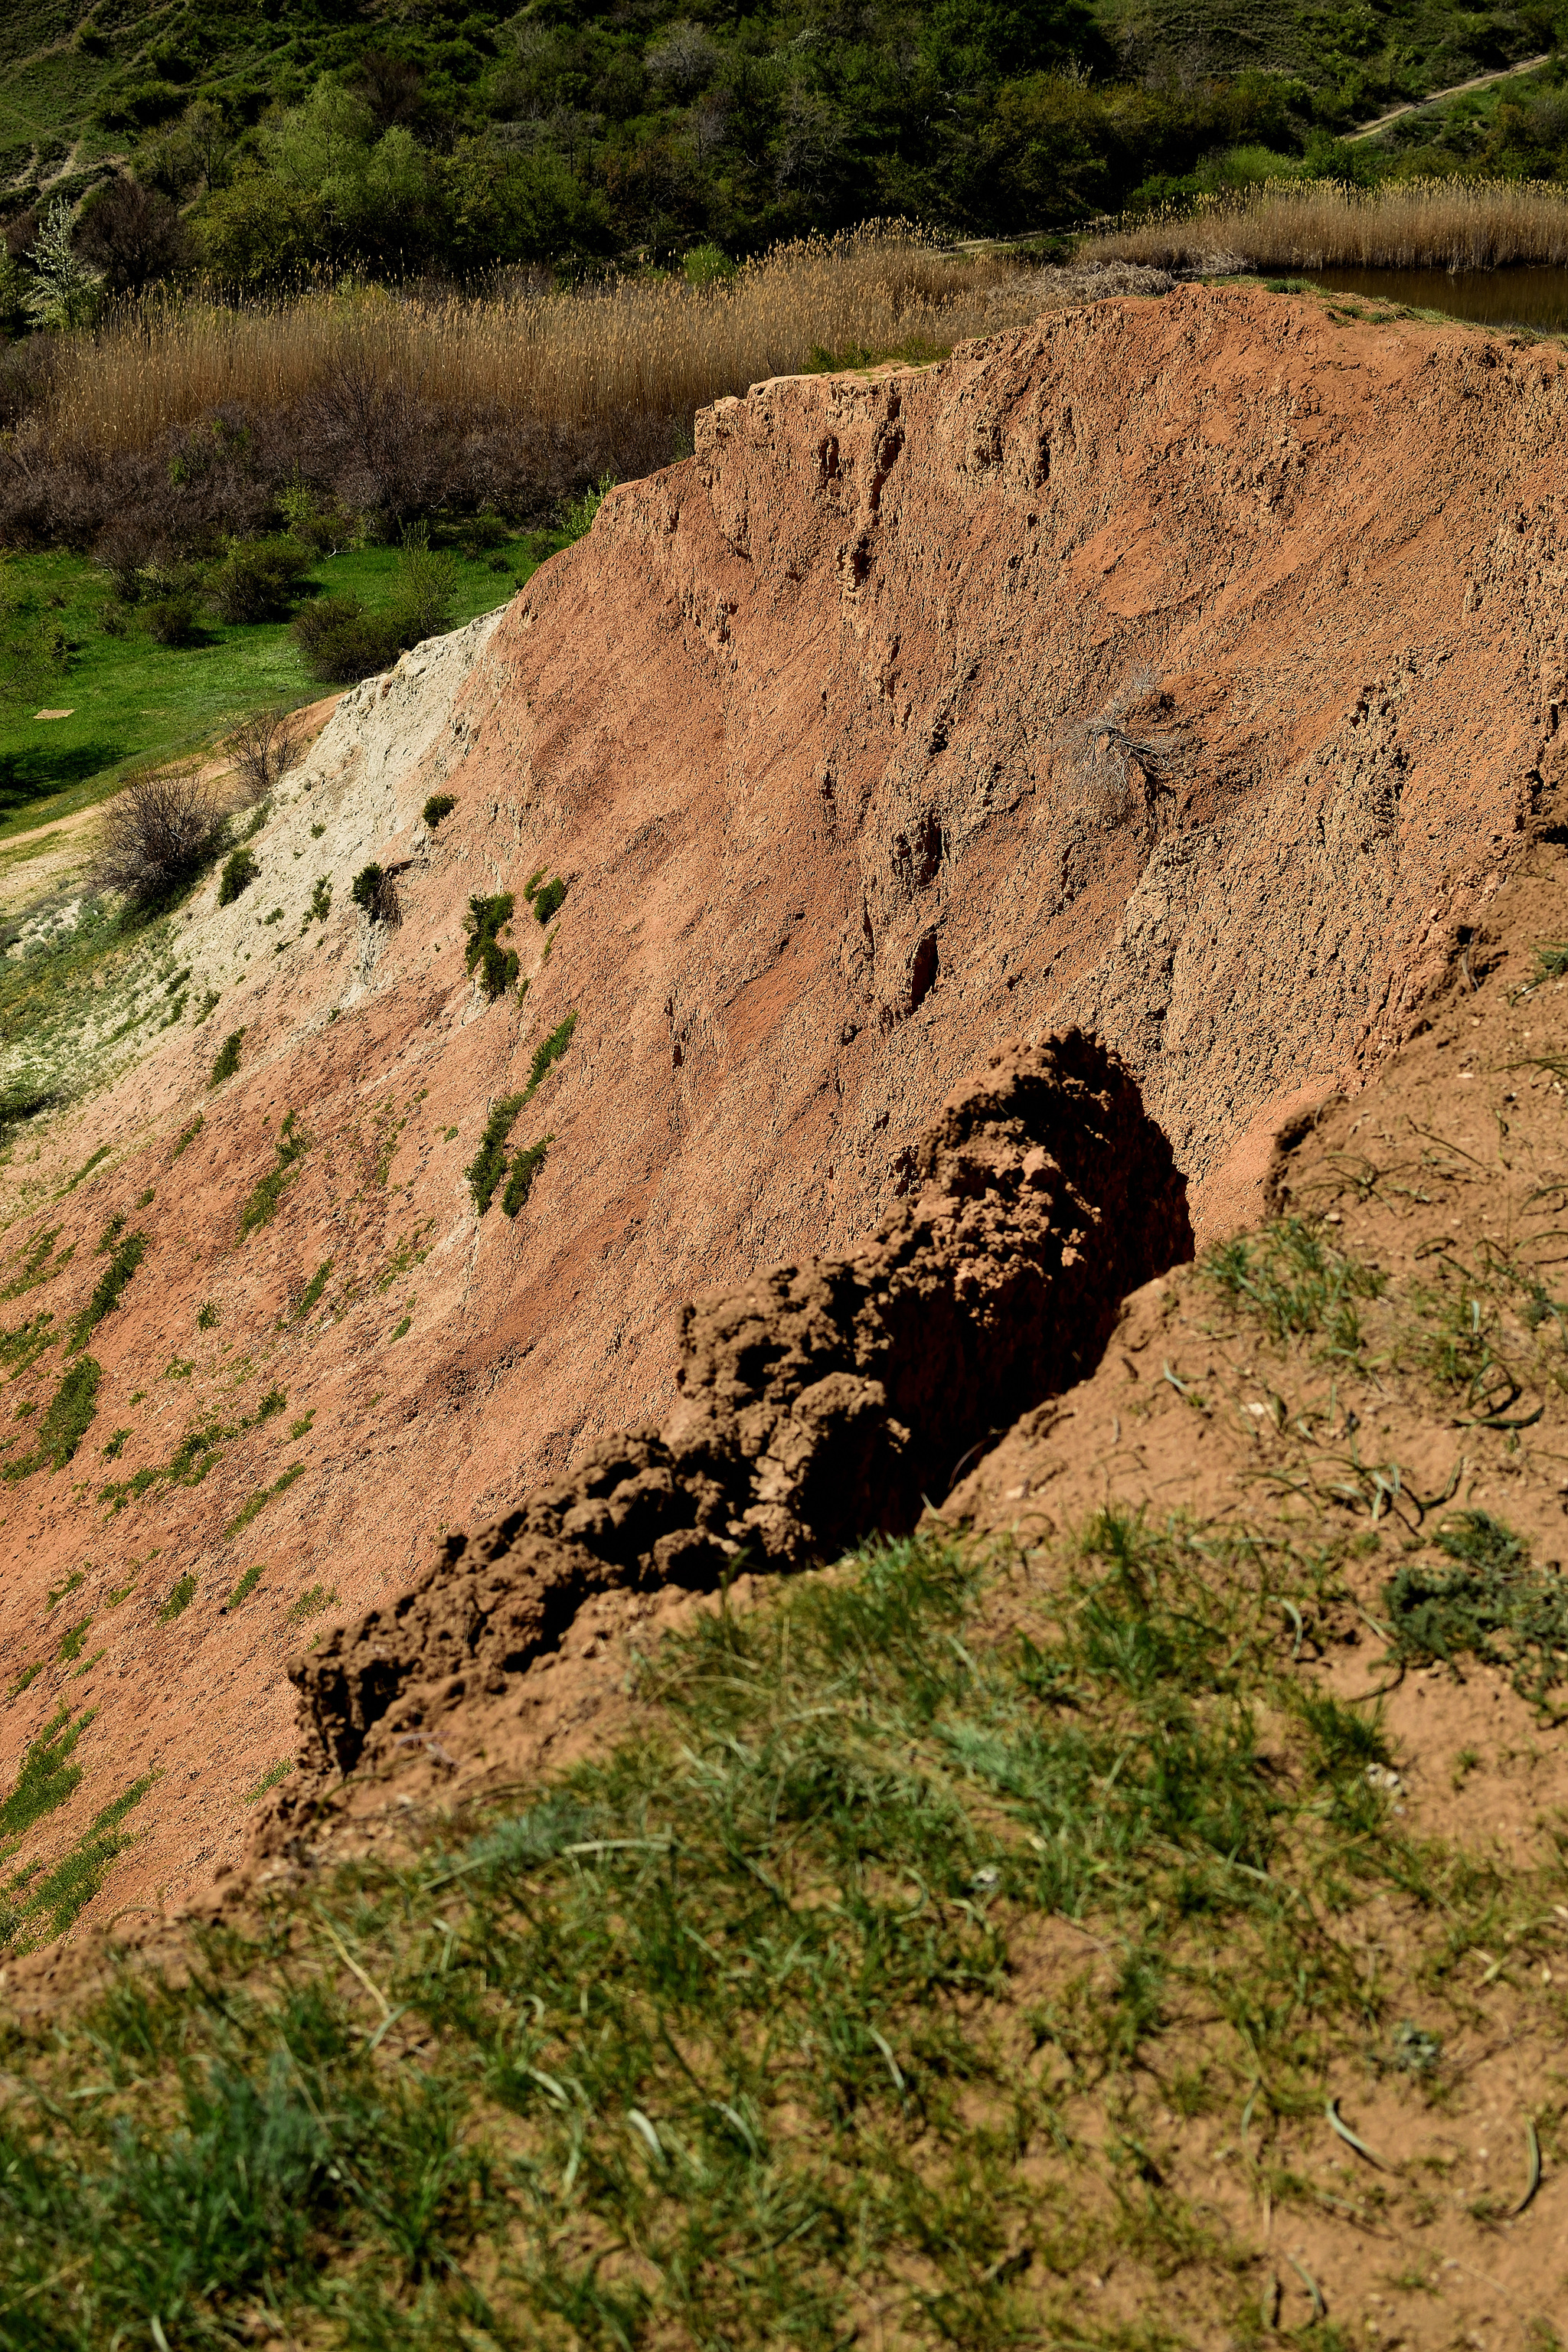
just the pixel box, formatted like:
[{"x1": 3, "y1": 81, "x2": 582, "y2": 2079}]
[{"x1": 2, "y1": 0, "x2": 1565, "y2": 266}]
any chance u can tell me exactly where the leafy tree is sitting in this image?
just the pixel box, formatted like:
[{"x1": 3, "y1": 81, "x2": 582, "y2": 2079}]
[{"x1": 24, "y1": 201, "x2": 100, "y2": 332}]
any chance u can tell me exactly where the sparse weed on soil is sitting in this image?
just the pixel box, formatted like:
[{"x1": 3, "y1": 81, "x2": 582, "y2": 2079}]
[{"x1": 3, "y1": 1521, "x2": 1561, "y2": 2344}]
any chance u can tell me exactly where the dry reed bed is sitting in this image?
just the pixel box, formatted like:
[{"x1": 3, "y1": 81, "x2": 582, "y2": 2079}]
[
  {"x1": 1085, "y1": 177, "x2": 1568, "y2": 273},
  {"x1": 34, "y1": 231, "x2": 1030, "y2": 465}
]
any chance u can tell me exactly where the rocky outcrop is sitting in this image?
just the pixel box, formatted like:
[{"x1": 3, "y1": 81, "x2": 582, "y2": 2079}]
[{"x1": 287, "y1": 1031, "x2": 1189, "y2": 1784}]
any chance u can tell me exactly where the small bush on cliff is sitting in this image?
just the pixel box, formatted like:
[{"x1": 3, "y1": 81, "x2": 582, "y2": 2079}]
[
  {"x1": 94, "y1": 770, "x2": 220, "y2": 907},
  {"x1": 217, "y1": 847, "x2": 259, "y2": 906},
  {"x1": 292, "y1": 594, "x2": 407, "y2": 684},
  {"x1": 524, "y1": 1011, "x2": 577, "y2": 1099},
  {"x1": 467, "y1": 1093, "x2": 524, "y2": 1215},
  {"x1": 209, "y1": 1029, "x2": 244, "y2": 1086},
  {"x1": 423, "y1": 792, "x2": 456, "y2": 828},
  {"x1": 352, "y1": 864, "x2": 401, "y2": 925},
  {"x1": 501, "y1": 1135, "x2": 550, "y2": 1218},
  {"x1": 465, "y1": 893, "x2": 518, "y2": 998},
  {"x1": 529, "y1": 874, "x2": 568, "y2": 925}
]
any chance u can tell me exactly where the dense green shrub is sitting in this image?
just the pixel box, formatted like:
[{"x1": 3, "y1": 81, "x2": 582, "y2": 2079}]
[
  {"x1": 465, "y1": 892, "x2": 518, "y2": 998},
  {"x1": 209, "y1": 1029, "x2": 244, "y2": 1086},
  {"x1": 292, "y1": 594, "x2": 406, "y2": 683},
  {"x1": 143, "y1": 593, "x2": 200, "y2": 646},
  {"x1": 208, "y1": 537, "x2": 311, "y2": 624},
  {"x1": 529, "y1": 874, "x2": 568, "y2": 924},
  {"x1": 467, "y1": 1093, "x2": 524, "y2": 1214},
  {"x1": 501, "y1": 1134, "x2": 550, "y2": 1217},
  {"x1": 217, "y1": 846, "x2": 259, "y2": 906},
  {"x1": 423, "y1": 792, "x2": 456, "y2": 828},
  {"x1": 351, "y1": 864, "x2": 400, "y2": 923}
]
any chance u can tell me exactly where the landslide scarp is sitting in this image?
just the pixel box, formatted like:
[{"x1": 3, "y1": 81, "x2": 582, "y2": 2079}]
[
  {"x1": 283, "y1": 1031, "x2": 1191, "y2": 1796},
  {"x1": 4, "y1": 280, "x2": 1567, "y2": 1945}
]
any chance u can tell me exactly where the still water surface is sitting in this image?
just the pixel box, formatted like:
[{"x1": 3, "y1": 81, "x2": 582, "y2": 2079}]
[{"x1": 1312, "y1": 264, "x2": 1568, "y2": 332}]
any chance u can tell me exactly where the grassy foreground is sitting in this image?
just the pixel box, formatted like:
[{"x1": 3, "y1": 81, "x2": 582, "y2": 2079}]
[
  {"x1": 2, "y1": 1506, "x2": 1560, "y2": 2348},
  {"x1": 0, "y1": 531, "x2": 559, "y2": 844}
]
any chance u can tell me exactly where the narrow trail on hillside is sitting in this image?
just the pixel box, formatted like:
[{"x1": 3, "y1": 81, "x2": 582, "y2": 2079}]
[{"x1": 1346, "y1": 51, "x2": 1550, "y2": 141}]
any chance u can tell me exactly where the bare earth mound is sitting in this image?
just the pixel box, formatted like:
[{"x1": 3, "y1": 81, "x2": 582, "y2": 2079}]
[{"x1": 3, "y1": 281, "x2": 1567, "y2": 1939}]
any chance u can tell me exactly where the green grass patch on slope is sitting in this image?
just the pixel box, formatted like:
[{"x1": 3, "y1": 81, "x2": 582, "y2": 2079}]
[
  {"x1": 1, "y1": 1517, "x2": 1559, "y2": 2345},
  {"x1": 0, "y1": 536, "x2": 552, "y2": 844}
]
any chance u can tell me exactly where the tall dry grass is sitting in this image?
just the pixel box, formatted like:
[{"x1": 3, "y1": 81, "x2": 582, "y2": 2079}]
[
  {"x1": 33, "y1": 229, "x2": 1027, "y2": 468},
  {"x1": 1083, "y1": 178, "x2": 1568, "y2": 274}
]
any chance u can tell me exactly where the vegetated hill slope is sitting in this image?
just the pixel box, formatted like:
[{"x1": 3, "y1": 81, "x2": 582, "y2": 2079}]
[{"x1": 0, "y1": 277, "x2": 1563, "y2": 1948}]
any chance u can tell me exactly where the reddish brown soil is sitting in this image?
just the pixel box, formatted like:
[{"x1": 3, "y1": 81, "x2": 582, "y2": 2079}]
[{"x1": 2, "y1": 280, "x2": 1566, "y2": 1949}]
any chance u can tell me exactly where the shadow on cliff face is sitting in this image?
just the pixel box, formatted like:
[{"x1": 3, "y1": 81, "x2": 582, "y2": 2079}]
[{"x1": 284, "y1": 1030, "x2": 1191, "y2": 1797}]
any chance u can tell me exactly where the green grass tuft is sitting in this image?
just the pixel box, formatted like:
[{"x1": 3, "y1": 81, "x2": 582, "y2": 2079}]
[
  {"x1": 1200, "y1": 1215, "x2": 1386, "y2": 1357},
  {"x1": 295, "y1": 1257, "x2": 333, "y2": 1317},
  {"x1": 223, "y1": 1462, "x2": 305, "y2": 1541},
  {"x1": 1383, "y1": 1508, "x2": 1568, "y2": 1707},
  {"x1": 239, "y1": 1111, "x2": 307, "y2": 1237},
  {"x1": 6, "y1": 1357, "x2": 101, "y2": 1478},
  {"x1": 156, "y1": 1573, "x2": 198, "y2": 1622},
  {"x1": 225, "y1": 1564, "x2": 264, "y2": 1610},
  {"x1": 217, "y1": 846, "x2": 259, "y2": 906},
  {"x1": 0, "y1": 1706, "x2": 90, "y2": 1850},
  {"x1": 524, "y1": 1011, "x2": 577, "y2": 1099},
  {"x1": 67, "y1": 1228, "x2": 148, "y2": 1353},
  {"x1": 243, "y1": 1759, "x2": 296, "y2": 1803}
]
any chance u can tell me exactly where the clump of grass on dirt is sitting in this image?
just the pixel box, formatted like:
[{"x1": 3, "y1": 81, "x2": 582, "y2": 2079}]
[
  {"x1": 209, "y1": 1028, "x2": 244, "y2": 1086},
  {"x1": 524, "y1": 1010, "x2": 577, "y2": 1099},
  {"x1": 217, "y1": 846, "x2": 259, "y2": 906},
  {"x1": 5, "y1": 1357, "x2": 100, "y2": 1480},
  {"x1": 67, "y1": 1225, "x2": 148, "y2": 1352},
  {"x1": 1200, "y1": 1215, "x2": 1386, "y2": 1357},
  {"x1": 239, "y1": 1110, "x2": 307, "y2": 1237},
  {"x1": 1383, "y1": 1508, "x2": 1568, "y2": 1709},
  {"x1": 3, "y1": 1517, "x2": 1560, "y2": 2344}
]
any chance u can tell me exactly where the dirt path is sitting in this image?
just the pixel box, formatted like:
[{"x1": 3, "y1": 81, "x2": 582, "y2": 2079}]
[{"x1": 1346, "y1": 51, "x2": 1550, "y2": 142}]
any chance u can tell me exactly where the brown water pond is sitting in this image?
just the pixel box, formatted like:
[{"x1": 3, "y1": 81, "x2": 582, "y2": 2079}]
[{"x1": 1311, "y1": 264, "x2": 1568, "y2": 332}]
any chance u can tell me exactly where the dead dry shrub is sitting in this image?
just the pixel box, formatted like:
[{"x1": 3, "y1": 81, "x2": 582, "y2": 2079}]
[
  {"x1": 1070, "y1": 671, "x2": 1191, "y2": 835},
  {"x1": 227, "y1": 707, "x2": 299, "y2": 802},
  {"x1": 93, "y1": 768, "x2": 221, "y2": 905}
]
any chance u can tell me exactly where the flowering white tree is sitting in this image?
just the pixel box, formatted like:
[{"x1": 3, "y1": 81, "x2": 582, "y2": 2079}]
[{"x1": 23, "y1": 200, "x2": 100, "y2": 332}]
